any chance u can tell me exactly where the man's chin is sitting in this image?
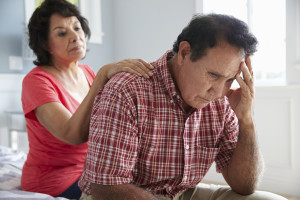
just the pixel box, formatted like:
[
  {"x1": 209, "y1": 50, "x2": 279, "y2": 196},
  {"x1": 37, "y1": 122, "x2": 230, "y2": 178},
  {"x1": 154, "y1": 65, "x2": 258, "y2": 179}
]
[{"x1": 191, "y1": 102, "x2": 210, "y2": 110}]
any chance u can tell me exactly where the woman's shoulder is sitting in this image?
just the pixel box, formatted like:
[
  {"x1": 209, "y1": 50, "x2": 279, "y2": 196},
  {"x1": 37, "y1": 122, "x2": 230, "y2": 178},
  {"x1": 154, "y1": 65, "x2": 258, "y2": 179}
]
[
  {"x1": 78, "y1": 63, "x2": 93, "y2": 73},
  {"x1": 23, "y1": 66, "x2": 58, "y2": 85},
  {"x1": 78, "y1": 63, "x2": 96, "y2": 80},
  {"x1": 24, "y1": 66, "x2": 52, "y2": 78},
  {"x1": 23, "y1": 66, "x2": 48, "y2": 82}
]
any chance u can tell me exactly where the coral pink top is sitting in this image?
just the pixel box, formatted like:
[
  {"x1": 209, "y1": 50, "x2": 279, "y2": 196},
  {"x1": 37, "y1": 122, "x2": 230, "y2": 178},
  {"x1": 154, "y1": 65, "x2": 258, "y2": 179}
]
[{"x1": 21, "y1": 64, "x2": 95, "y2": 196}]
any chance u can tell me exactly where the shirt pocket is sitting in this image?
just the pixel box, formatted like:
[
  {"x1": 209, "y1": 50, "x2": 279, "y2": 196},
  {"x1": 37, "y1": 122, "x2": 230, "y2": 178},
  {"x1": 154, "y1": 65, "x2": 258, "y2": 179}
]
[{"x1": 190, "y1": 145, "x2": 220, "y2": 186}]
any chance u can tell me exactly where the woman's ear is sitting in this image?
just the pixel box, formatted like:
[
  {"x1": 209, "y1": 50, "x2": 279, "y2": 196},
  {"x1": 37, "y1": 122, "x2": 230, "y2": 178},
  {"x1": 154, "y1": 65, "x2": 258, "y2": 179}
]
[{"x1": 177, "y1": 41, "x2": 191, "y2": 66}]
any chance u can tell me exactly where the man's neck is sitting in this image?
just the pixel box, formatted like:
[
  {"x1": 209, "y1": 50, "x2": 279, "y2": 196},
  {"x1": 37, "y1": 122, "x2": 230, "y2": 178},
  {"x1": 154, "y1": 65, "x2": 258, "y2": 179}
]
[
  {"x1": 167, "y1": 56, "x2": 178, "y2": 88},
  {"x1": 167, "y1": 56, "x2": 193, "y2": 113}
]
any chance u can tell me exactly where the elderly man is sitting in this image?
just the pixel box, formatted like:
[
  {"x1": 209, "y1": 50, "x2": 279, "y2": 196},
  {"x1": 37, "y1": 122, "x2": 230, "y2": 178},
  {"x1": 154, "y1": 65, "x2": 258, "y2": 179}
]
[{"x1": 79, "y1": 14, "x2": 286, "y2": 200}]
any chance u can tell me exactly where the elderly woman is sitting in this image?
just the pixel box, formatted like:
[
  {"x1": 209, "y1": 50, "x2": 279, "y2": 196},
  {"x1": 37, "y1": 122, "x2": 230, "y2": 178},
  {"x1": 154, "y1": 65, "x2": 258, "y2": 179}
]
[{"x1": 21, "y1": 0, "x2": 152, "y2": 199}]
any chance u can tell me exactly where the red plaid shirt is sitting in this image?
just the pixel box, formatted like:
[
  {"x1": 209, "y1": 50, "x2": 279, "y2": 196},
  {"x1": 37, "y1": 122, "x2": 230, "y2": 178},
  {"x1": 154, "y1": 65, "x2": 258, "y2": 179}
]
[{"x1": 79, "y1": 51, "x2": 239, "y2": 198}]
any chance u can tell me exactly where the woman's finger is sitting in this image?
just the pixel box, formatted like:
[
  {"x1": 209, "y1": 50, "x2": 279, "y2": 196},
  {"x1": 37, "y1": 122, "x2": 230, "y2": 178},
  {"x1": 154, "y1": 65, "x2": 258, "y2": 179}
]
[
  {"x1": 122, "y1": 66, "x2": 150, "y2": 78},
  {"x1": 121, "y1": 59, "x2": 153, "y2": 78},
  {"x1": 135, "y1": 59, "x2": 154, "y2": 70}
]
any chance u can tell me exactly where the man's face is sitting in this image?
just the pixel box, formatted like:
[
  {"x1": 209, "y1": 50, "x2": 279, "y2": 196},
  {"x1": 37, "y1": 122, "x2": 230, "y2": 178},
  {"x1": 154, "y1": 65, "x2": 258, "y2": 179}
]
[{"x1": 176, "y1": 42, "x2": 244, "y2": 110}]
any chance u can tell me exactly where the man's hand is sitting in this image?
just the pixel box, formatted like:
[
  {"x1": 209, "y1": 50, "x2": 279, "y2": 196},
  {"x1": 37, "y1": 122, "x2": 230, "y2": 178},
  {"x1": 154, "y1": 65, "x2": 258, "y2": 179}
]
[
  {"x1": 223, "y1": 56, "x2": 264, "y2": 195},
  {"x1": 226, "y1": 56, "x2": 254, "y2": 125}
]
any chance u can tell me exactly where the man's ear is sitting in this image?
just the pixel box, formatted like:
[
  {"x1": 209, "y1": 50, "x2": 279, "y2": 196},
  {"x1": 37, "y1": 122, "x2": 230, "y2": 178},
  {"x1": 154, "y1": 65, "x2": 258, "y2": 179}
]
[{"x1": 177, "y1": 41, "x2": 191, "y2": 66}]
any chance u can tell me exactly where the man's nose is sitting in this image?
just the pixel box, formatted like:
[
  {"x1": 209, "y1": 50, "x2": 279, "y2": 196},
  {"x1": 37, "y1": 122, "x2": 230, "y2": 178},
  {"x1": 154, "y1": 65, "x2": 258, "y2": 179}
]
[{"x1": 209, "y1": 82, "x2": 227, "y2": 99}]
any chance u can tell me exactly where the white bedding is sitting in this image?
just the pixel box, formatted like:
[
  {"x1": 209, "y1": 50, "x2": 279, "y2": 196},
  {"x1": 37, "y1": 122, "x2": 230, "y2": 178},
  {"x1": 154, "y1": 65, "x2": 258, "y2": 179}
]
[{"x1": 0, "y1": 145, "x2": 68, "y2": 200}]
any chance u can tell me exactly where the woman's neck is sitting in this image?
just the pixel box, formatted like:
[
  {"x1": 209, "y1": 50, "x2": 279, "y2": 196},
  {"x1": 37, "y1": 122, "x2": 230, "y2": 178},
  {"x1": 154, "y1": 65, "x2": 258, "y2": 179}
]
[{"x1": 44, "y1": 59, "x2": 80, "y2": 79}]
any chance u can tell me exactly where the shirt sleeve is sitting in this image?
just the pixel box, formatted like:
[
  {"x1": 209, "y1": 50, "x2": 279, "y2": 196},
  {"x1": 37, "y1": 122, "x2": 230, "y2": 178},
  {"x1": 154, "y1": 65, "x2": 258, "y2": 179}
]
[
  {"x1": 84, "y1": 85, "x2": 138, "y2": 185},
  {"x1": 215, "y1": 99, "x2": 239, "y2": 172},
  {"x1": 22, "y1": 72, "x2": 60, "y2": 117}
]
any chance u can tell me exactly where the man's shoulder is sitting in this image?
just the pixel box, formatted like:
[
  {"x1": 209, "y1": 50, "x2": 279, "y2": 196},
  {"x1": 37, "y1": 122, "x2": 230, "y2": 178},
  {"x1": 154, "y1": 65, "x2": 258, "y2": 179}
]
[{"x1": 104, "y1": 72, "x2": 154, "y2": 94}]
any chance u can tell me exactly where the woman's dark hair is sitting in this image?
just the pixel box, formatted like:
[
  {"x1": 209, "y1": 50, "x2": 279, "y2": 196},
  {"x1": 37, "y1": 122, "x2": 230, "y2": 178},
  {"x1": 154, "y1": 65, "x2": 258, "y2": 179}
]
[
  {"x1": 28, "y1": 0, "x2": 91, "y2": 66},
  {"x1": 173, "y1": 14, "x2": 258, "y2": 61}
]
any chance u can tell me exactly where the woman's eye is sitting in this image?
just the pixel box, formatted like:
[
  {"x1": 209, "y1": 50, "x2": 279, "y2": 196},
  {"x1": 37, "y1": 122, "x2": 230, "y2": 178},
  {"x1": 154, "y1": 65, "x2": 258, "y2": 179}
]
[
  {"x1": 58, "y1": 32, "x2": 66, "y2": 37},
  {"x1": 75, "y1": 27, "x2": 81, "y2": 31}
]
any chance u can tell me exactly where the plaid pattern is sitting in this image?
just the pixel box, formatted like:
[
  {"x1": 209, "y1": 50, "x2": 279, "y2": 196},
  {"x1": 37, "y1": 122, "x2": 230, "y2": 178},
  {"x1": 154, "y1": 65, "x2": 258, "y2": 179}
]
[{"x1": 79, "y1": 51, "x2": 239, "y2": 198}]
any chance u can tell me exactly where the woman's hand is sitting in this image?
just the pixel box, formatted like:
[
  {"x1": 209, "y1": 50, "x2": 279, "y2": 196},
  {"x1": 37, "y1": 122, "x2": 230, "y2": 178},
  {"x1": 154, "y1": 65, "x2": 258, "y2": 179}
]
[{"x1": 101, "y1": 59, "x2": 154, "y2": 80}]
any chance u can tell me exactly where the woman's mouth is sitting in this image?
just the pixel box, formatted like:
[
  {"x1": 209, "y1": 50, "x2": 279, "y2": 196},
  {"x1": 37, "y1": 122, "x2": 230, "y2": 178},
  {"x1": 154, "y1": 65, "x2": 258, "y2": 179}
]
[{"x1": 70, "y1": 46, "x2": 82, "y2": 51}]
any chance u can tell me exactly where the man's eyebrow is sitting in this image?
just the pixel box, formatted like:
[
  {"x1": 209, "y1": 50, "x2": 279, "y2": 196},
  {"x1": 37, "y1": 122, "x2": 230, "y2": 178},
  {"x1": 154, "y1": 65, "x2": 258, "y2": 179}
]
[
  {"x1": 208, "y1": 70, "x2": 224, "y2": 77},
  {"x1": 209, "y1": 70, "x2": 238, "y2": 80}
]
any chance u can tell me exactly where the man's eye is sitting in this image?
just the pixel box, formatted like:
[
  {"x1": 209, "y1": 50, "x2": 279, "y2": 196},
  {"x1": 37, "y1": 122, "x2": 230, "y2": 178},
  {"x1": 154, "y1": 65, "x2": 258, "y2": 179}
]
[
  {"x1": 227, "y1": 78, "x2": 235, "y2": 83},
  {"x1": 209, "y1": 72, "x2": 218, "y2": 78}
]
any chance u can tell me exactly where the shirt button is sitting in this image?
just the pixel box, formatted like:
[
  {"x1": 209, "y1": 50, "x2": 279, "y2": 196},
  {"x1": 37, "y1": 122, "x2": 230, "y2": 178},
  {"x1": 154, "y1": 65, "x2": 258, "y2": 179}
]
[
  {"x1": 186, "y1": 145, "x2": 189, "y2": 150},
  {"x1": 170, "y1": 100, "x2": 173, "y2": 104},
  {"x1": 184, "y1": 175, "x2": 188, "y2": 180}
]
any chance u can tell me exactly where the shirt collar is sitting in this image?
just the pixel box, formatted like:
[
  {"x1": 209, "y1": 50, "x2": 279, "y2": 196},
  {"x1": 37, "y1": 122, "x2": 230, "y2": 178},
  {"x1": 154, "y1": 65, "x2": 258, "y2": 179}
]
[
  {"x1": 153, "y1": 50, "x2": 180, "y2": 101},
  {"x1": 153, "y1": 50, "x2": 199, "y2": 114}
]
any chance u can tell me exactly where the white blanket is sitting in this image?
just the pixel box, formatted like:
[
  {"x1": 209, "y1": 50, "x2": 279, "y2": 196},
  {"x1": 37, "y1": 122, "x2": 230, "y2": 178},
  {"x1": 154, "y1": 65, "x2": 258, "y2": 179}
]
[{"x1": 0, "y1": 145, "x2": 68, "y2": 200}]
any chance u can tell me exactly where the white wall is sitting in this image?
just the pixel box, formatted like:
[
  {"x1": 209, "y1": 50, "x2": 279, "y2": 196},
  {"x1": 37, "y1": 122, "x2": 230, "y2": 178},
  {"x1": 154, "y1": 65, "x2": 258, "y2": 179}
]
[
  {"x1": 0, "y1": 0, "x2": 299, "y2": 197},
  {"x1": 0, "y1": 74, "x2": 24, "y2": 147},
  {"x1": 112, "y1": 0, "x2": 195, "y2": 62},
  {"x1": 82, "y1": 0, "x2": 115, "y2": 72},
  {"x1": 203, "y1": 86, "x2": 300, "y2": 197}
]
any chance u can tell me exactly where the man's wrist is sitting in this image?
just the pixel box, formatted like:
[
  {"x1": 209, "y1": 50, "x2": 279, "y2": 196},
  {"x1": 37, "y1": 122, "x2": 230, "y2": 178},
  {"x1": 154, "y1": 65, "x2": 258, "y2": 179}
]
[{"x1": 238, "y1": 117, "x2": 255, "y2": 133}]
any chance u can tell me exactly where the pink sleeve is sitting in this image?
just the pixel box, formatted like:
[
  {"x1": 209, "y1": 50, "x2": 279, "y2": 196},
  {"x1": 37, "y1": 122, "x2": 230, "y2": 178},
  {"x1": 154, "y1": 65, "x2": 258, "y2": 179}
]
[{"x1": 21, "y1": 72, "x2": 60, "y2": 116}]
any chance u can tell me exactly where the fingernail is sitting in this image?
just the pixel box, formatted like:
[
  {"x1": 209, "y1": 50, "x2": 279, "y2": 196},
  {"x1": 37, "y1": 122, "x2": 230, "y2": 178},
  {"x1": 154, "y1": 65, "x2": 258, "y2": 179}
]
[
  {"x1": 149, "y1": 64, "x2": 154, "y2": 69},
  {"x1": 148, "y1": 71, "x2": 153, "y2": 76}
]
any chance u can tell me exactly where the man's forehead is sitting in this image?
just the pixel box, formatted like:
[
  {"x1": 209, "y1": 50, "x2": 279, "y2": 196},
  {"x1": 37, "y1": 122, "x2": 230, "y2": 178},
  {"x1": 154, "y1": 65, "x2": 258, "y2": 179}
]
[{"x1": 204, "y1": 56, "x2": 242, "y2": 78}]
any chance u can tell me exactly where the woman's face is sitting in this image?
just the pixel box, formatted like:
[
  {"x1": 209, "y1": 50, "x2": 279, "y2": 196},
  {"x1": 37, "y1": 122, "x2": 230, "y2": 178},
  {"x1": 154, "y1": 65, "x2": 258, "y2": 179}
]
[{"x1": 47, "y1": 13, "x2": 86, "y2": 64}]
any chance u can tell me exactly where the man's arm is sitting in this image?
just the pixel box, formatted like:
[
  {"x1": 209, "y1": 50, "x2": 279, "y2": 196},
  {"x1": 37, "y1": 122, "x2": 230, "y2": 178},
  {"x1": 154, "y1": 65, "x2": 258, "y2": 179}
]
[
  {"x1": 224, "y1": 56, "x2": 264, "y2": 195},
  {"x1": 221, "y1": 120, "x2": 263, "y2": 195},
  {"x1": 91, "y1": 183, "x2": 159, "y2": 200}
]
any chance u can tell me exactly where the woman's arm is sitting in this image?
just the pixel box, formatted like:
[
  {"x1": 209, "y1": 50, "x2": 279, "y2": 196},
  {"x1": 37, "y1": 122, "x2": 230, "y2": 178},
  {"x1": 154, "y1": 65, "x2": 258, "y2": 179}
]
[{"x1": 34, "y1": 59, "x2": 153, "y2": 145}]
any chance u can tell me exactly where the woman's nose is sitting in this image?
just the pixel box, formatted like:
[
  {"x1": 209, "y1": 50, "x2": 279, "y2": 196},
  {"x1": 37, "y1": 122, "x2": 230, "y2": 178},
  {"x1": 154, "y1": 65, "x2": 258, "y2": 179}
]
[{"x1": 69, "y1": 30, "x2": 79, "y2": 42}]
